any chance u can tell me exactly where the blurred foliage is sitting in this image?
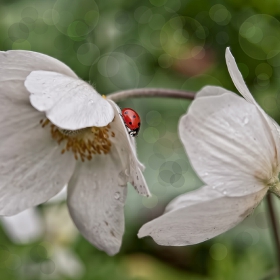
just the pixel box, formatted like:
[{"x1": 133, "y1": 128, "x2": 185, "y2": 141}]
[{"x1": 0, "y1": 0, "x2": 280, "y2": 279}]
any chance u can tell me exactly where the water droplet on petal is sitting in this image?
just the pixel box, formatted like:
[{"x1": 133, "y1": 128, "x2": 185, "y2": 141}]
[
  {"x1": 89, "y1": 99, "x2": 95, "y2": 104},
  {"x1": 114, "y1": 192, "x2": 120, "y2": 200}
]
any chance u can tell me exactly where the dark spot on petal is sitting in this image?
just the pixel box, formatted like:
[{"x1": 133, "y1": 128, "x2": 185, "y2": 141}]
[
  {"x1": 110, "y1": 230, "x2": 115, "y2": 237},
  {"x1": 104, "y1": 221, "x2": 108, "y2": 226}
]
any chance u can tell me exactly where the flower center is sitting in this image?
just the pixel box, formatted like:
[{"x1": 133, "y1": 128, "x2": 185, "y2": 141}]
[{"x1": 40, "y1": 119, "x2": 114, "y2": 161}]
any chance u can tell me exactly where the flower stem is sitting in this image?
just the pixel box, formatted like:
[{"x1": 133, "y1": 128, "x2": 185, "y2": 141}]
[
  {"x1": 107, "y1": 88, "x2": 195, "y2": 102},
  {"x1": 266, "y1": 192, "x2": 280, "y2": 275}
]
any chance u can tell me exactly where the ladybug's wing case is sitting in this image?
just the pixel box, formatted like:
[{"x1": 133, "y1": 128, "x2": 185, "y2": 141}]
[{"x1": 122, "y1": 108, "x2": 141, "y2": 131}]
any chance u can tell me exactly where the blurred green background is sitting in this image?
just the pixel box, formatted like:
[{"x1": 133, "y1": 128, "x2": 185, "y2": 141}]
[{"x1": 1, "y1": 0, "x2": 280, "y2": 279}]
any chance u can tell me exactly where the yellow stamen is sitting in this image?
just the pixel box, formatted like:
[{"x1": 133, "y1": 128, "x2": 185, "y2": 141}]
[{"x1": 41, "y1": 119, "x2": 112, "y2": 161}]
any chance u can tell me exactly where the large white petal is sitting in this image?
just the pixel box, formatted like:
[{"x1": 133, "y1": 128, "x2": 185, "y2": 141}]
[
  {"x1": 67, "y1": 153, "x2": 127, "y2": 256},
  {"x1": 0, "y1": 51, "x2": 76, "y2": 215},
  {"x1": 0, "y1": 113, "x2": 76, "y2": 215},
  {"x1": 1, "y1": 208, "x2": 43, "y2": 244},
  {"x1": 225, "y1": 48, "x2": 280, "y2": 163},
  {"x1": 138, "y1": 186, "x2": 267, "y2": 245},
  {"x1": 108, "y1": 100, "x2": 151, "y2": 197},
  {"x1": 25, "y1": 71, "x2": 114, "y2": 130},
  {"x1": 0, "y1": 50, "x2": 78, "y2": 142},
  {"x1": 225, "y1": 48, "x2": 256, "y2": 104},
  {"x1": 196, "y1": 85, "x2": 234, "y2": 99},
  {"x1": 179, "y1": 92, "x2": 275, "y2": 197},
  {"x1": 0, "y1": 50, "x2": 77, "y2": 102}
]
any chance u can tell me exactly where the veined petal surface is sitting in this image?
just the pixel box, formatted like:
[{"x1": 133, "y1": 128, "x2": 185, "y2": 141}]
[
  {"x1": 196, "y1": 85, "x2": 234, "y2": 99},
  {"x1": 0, "y1": 50, "x2": 77, "y2": 103},
  {"x1": 179, "y1": 92, "x2": 276, "y2": 197},
  {"x1": 67, "y1": 153, "x2": 127, "y2": 256},
  {"x1": 225, "y1": 47, "x2": 280, "y2": 163},
  {"x1": 138, "y1": 186, "x2": 267, "y2": 245},
  {"x1": 0, "y1": 54, "x2": 76, "y2": 215},
  {"x1": 0, "y1": 112, "x2": 75, "y2": 215},
  {"x1": 26, "y1": 71, "x2": 114, "y2": 130}
]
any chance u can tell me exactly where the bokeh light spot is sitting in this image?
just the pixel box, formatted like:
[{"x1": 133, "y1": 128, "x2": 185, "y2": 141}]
[
  {"x1": 21, "y1": 7, "x2": 38, "y2": 24},
  {"x1": 239, "y1": 14, "x2": 280, "y2": 60},
  {"x1": 43, "y1": 9, "x2": 60, "y2": 25},
  {"x1": 77, "y1": 43, "x2": 100, "y2": 66},
  {"x1": 98, "y1": 56, "x2": 120, "y2": 78},
  {"x1": 143, "y1": 127, "x2": 160, "y2": 143},
  {"x1": 153, "y1": 138, "x2": 173, "y2": 158},
  {"x1": 209, "y1": 4, "x2": 231, "y2": 26},
  {"x1": 8, "y1": 23, "x2": 29, "y2": 42},
  {"x1": 40, "y1": 260, "x2": 56, "y2": 274},
  {"x1": 5, "y1": 254, "x2": 21, "y2": 270},
  {"x1": 146, "y1": 110, "x2": 162, "y2": 126},
  {"x1": 148, "y1": 153, "x2": 165, "y2": 170},
  {"x1": 209, "y1": 243, "x2": 228, "y2": 261}
]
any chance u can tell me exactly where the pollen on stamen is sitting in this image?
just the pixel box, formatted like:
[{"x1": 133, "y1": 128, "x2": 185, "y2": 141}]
[{"x1": 41, "y1": 119, "x2": 113, "y2": 161}]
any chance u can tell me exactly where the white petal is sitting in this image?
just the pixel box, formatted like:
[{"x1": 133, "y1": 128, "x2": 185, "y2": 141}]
[
  {"x1": 196, "y1": 85, "x2": 234, "y2": 99},
  {"x1": 138, "y1": 186, "x2": 267, "y2": 245},
  {"x1": 0, "y1": 51, "x2": 76, "y2": 215},
  {"x1": 1, "y1": 208, "x2": 43, "y2": 244},
  {"x1": 179, "y1": 92, "x2": 275, "y2": 197},
  {"x1": 46, "y1": 186, "x2": 67, "y2": 204},
  {"x1": 226, "y1": 47, "x2": 280, "y2": 163},
  {"x1": 0, "y1": 114, "x2": 76, "y2": 215},
  {"x1": 0, "y1": 50, "x2": 77, "y2": 102},
  {"x1": 225, "y1": 48, "x2": 256, "y2": 104},
  {"x1": 25, "y1": 71, "x2": 114, "y2": 130},
  {"x1": 67, "y1": 155, "x2": 128, "y2": 256},
  {"x1": 108, "y1": 100, "x2": 151, "y2": 197}
]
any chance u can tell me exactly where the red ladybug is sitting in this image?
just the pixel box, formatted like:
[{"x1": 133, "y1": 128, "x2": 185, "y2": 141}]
[{"x1": 121, "y1": 108, "x2": 141, "y2": 137}]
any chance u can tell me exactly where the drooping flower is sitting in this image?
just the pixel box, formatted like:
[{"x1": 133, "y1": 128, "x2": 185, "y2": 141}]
[
  {"x1": 0, "y1": 50, "x2": 150, "y2": 255},
  {"x1": 138, "y1": 47, "x2": 280, "y2": 246}
]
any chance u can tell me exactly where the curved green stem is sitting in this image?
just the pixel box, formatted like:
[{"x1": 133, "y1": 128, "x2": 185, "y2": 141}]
[
  {"x1": 266, "y1": 193, "x2": 280, "y2": 276},
  {"x1": 107, "y1": 88, "x2": 195, "y2": 102}
]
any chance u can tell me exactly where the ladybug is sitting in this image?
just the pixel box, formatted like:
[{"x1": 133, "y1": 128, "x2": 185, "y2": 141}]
[{"x1": 121, "y1": 108, "x2": 141, "y2": 137}]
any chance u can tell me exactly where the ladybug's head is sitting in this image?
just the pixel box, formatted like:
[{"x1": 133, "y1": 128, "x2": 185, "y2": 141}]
[{"x1": 129, "y1": 127, "x2": 140, "y2": 137}]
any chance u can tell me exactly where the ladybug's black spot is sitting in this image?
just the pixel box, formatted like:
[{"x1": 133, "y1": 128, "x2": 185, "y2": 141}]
[
  {"x1": 133, "y1": 115, "x2": 136, "y2": 118},
  {"x1": 129, "y1": 121, "x2": 132, "y2": 125},
  {"x1": 138, "y1": 122, "x2": 140, "y2": 126},
  {"x1": 124, "y1": 111, "x2": 128, "y2": 114}
]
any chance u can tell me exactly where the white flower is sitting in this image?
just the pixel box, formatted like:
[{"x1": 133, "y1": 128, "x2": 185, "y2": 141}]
[
  {"x1": 0, "y1": 50, "x2": 151, "y2": 255},
  {"x1": 138, "y1": 47, "x2": 280, "y2": 246}
]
